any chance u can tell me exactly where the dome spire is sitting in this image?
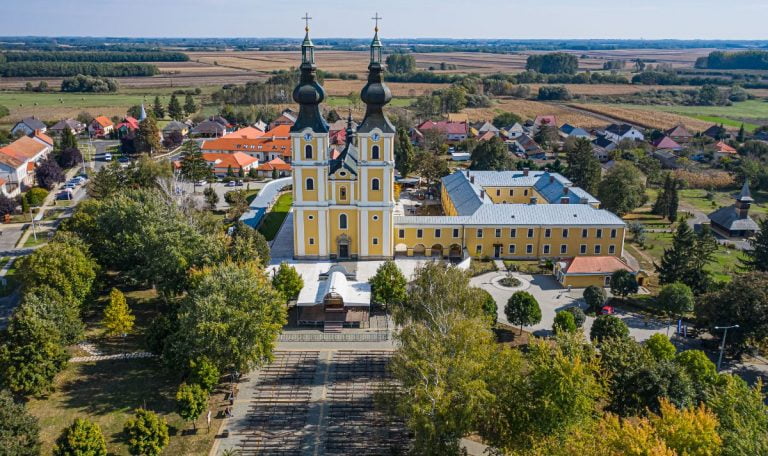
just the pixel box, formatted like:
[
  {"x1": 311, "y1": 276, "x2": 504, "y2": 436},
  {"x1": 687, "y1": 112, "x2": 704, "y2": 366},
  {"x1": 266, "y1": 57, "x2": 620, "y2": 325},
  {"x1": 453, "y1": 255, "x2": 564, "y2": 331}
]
[
  {"x1": 370, "y1": 13, "x2": 383, "y2": 64},
  {"x1": 301, "y1": 13, "x2": 314, "y2": 64},
  {"x1": 291, "y1": 13, "x2": 328, "y2": 133},
  {"x1": 358, "y1": 13, "x2": 394, "y2": 134}
]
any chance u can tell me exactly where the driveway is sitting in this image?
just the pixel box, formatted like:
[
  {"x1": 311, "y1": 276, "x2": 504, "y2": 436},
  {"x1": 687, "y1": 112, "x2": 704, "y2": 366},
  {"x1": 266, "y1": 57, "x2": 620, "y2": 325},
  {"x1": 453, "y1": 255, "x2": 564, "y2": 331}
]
[{"x1": 471, "y1": 271, "x2": 669, "y2": 342}]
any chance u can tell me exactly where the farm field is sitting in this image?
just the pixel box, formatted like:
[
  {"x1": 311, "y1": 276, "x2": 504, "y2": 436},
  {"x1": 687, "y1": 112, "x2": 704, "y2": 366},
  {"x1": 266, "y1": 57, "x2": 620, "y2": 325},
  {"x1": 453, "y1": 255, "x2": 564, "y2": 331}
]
[
  {"x1": 464, "y1": 98, "x2": 612, "y2": 128},
  {"x1": 568, "y1": 102, "x2": 717, "y2": 131},
  {"x1": 605, "y1": 100, "x2": 768, "y2": 130}
]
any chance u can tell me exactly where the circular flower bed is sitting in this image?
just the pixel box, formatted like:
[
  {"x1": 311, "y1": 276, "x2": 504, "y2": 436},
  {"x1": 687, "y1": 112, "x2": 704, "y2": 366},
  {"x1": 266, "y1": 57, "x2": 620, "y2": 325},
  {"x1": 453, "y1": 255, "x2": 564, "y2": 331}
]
[{"x1": 499, "y1": 276, "x2": 522, "y2": 288}]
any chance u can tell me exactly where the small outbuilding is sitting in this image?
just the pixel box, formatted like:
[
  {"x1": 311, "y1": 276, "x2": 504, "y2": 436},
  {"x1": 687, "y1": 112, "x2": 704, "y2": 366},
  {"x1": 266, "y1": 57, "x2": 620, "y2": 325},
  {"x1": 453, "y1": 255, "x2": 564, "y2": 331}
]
[
  {"x1": 555, "y1": 256, "x2": 644, "y2": 288},
  {"x1": 295, "y1": 265, "x2": 371, "y2": 332}
]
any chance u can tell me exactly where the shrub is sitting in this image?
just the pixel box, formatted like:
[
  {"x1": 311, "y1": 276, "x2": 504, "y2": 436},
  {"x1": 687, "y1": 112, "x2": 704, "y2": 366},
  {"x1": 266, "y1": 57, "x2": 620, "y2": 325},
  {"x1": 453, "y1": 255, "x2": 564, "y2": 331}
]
[
  {"x1": 23, "y1": 187, "x2": 48, "y2": 207},
  {"x1": 590, "y1": 315, "x2": 629, "y2": 343},
  {"x1": 123, "y1": 409, "x2": 169, "y2": 456},
  {"x1": 553, "y1": 310, "x2": 577, "y2": 334},
  {"x1": 583, "y1": 285, "x2": 607, "y2": 312},
  {"x1": 566, "y1": 306, "x2": 586, "y2": 328},
  {"x1": 53, "y1": 418, "x2": 107, "y2": 456}
]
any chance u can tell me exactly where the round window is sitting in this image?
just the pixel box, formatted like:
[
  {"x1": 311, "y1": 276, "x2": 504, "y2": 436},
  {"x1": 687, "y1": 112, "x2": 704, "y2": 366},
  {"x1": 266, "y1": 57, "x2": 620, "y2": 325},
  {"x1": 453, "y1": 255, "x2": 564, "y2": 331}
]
[
  {"x1": 372, "y1": 215, "x2": 379, "y2": 221},
  {"x1": 340, "y1": 172, "x2": 346, "y2": 177},
  {"x1": 308, "y1": 215, "x2": 314, "y2": 220}
]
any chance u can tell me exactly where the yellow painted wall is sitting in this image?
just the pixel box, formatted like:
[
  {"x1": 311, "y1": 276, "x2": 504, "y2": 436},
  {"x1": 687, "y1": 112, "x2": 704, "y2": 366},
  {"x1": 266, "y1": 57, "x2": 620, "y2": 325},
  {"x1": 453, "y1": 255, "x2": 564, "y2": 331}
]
[
  {"x1": 367, "y1": 168, "x2": 384, "y2": 202},
  {"x1": 561, "y1": 275, "x2": 611, "y2": 288},
  {"x1": 301, "y1": 168, "x2": 319, "y2": 202},
  {"x1": 365, "y1": 137, "x2": 385, "y2": 162},
  {"x1": 302, "y1": 210, "x2": 320, "y2": 256},
  {"x1": 329, "y1": 208, "x2": 359, "y2": 256},
  {"x1": 484, "y1": 187, "x2": 547, "y2": 204},
  {"x1": 367, "y1": 210, "x2": 384, "y2": 257}
]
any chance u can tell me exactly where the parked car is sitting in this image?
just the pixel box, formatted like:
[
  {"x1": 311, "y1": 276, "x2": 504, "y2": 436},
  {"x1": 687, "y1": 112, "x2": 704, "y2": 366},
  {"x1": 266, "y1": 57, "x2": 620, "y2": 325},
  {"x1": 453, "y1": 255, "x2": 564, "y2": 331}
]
[
  {"x1": 195, "y1": 180, "x2": 207, "y2": 186},
  {"x1": 236, "y1": 180, "x2": 244, "y2": 186},
  {"x1": 226, "y1": 181, "x2": 237, "y2": 187},
  {"x1": 118, "y1": 156, "x2": 131, "y2": 164},
  {"x1": 56, "y1": 190, "x2": 73, "y2": 200},
  {"x1": 599, "y1": 305, "x2": 615, "y2": 315},
  {"x1": 104, "y1": 153, "x2": 113, "y2": 161}
]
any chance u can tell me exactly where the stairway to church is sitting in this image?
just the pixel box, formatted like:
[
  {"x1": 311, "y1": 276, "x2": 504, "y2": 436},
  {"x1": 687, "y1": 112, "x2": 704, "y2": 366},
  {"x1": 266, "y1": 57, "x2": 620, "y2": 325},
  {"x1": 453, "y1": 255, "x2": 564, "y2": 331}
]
[{"x1": 323, "y1": 321, "x2": 343, "y2": 333}]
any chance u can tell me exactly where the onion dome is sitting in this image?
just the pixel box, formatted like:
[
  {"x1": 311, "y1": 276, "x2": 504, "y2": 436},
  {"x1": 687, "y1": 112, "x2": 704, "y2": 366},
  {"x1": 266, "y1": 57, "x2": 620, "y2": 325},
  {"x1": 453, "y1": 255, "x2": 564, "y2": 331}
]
[
  {"x1": 291, "y1": 23, "x2": 329, "y2": 133},
  {"x1": 359, "y1": 21, "x2": 394, "y2": 134}
]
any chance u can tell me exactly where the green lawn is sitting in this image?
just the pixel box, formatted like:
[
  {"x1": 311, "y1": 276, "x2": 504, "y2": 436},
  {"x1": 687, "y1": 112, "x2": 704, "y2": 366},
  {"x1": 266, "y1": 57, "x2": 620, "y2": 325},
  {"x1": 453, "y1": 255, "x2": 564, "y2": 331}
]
[
  {"x1": 679, "y1": 188, "x2": 768, "y2": 220},
  {"x1": 325, "y1": 96, "x2": 414, "y2": 108},
  {"x1": 608, "y1": 100, "x2": 768, "y2": 130},
  {"x1": 258, "y1": 192, "x2": 292, "y2": 241}
]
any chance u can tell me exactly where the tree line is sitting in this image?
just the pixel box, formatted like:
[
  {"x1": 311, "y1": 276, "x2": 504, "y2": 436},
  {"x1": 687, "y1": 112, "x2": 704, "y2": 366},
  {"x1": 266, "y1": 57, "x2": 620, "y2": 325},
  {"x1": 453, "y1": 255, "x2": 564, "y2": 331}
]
[
  {"x1": 2, "y1": 51, "x2": 189, "y2": 62},
  {"x1": 696, "y1": 50, "x2": 768, "y2": 70},
  {"x1": 0, "y1": 62, "x2": 159, "y2": 77},
  {"x1": 526, "y1": 52, "x2": 579, "y2": 74},
  {"x1": 61, "y1": 74, "x2": 119, "y2": 93}
]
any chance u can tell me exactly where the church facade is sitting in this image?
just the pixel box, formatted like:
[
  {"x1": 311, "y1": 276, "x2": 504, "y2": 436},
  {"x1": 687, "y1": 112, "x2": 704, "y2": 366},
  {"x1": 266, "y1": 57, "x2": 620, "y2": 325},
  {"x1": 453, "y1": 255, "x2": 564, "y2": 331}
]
[{"x1": 291, "y1": 24, "x2": 628, "y2": 266}]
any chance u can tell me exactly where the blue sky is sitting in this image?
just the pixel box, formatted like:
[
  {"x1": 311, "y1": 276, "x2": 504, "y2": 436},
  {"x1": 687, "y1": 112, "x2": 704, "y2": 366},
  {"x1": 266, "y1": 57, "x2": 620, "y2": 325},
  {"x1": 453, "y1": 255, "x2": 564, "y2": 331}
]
[{"x1": 1, "y1": 0, "x2": 766, "y2": 39}]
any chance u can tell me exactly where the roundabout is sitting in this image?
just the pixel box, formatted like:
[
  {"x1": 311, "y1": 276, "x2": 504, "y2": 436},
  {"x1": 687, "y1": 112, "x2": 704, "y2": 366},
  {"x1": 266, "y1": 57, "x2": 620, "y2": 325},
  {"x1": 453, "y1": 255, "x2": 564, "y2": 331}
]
[{"x1": 489, "y1": 272, "x2": 531, "y2": 291}]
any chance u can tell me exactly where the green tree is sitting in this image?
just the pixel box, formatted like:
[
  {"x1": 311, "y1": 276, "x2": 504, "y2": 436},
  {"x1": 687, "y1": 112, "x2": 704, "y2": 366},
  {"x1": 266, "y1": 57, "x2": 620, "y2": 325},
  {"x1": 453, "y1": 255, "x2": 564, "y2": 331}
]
[
  {"x1": 390, "y1": 314, "x2": 495, "y2": 455},
  {"x1": 491, "y1": 112, "x2": 522, "y2": 129},
  {"x1": 21, "y1": 285, "x2": 84, "y2": 345},
  {"x1": 707, "y1": 374, "x2": 768, "y2": 455},
  {"x1": 470, "y1": 137, "x2": 512, "y2": 171},
  {"x1": 123, "y1": 409, "x2": 169, "y2": 456},
  {"x1": 60, "y1": 126, "x2": 78, "y2": 151},
  {"x1": 179, "y1": 141, "x2": 211, "y2": 182},
  {"x1": 610, "y1": 269, "x2": 638, "y2": 298},
  {"x1": 203, "y1": 187, "x2": 219, "y2": 211},
  {"x1": 152, "y1": 96, "x2": 165, "y2": 119},
  {"x1": 228, "y1": 221, "x2": 270, "y2": 265},
  {"x1": 188, "y1": 356, "x2": 220, "y2": 393},
  {"x1": 741, "y1": 217, "x2": 768, "y2": 272},
  {"x1": 165, "y1": 261, "x2": 286, "y2": 372},
  {"x1": 553, "y1": 310, "x2": 577, "y2": 334},
  {"x1": 102, "y1": 288, "x2": 135, "y2": 337},
  {"x1": 415, "y1": 150, "x2": 450, "y2": 188},
  {"x1": 183, "y1": 94, "x2": 197, "y2": 115},
  {"x1": 167, "y1": 94, "x2": 183, "y2": 120},
  {"x1": 86, "y1": 160, "x2": 123, "y2": 199},
  {"x1": 0, "y1": 389, "x2": 41, "y2": 456},
  {"x1": 16, "y1": 234, "x2": 98, "y2": 308},
  {"x1": 645, "y1": 333, "x2": 677, "y2": 361},
  {"x1": 652, "y1": 174, "x2": 679, "y2": 221},
  {"x1": 737, "y1": 123, "x2": 746, "y2": 142},
  {"x1": 597, "y1": 161, "x2": 647, "y2": 215},
  {"x1": 272, "y1": 262, "x2": 304, "y2": 302},
  {"x1": 583, "y1": 285, "x2": 607, "y2": 312},
  {"x1": 394, "y1": 128, "x2": 415, "y2": 178},
  {"x1": 658, "y1": 282, "x2": 694, "y2": 320},
  {"x1": 477, "y1": 288, "x2": 498, "y2": 326},
  {"x1": 657, "y1": 223, "x2": 716, "y2": 294},
  {"x1": 695, "y1": 272, "x2": 768, "y2": 354},
  {"x1": 674, "y1": 350, "x2": 717, "y2": 393},
  {"x1": 53, "y1": 418, "x2": 107, "y2": 456},
  {"x1": 385, "y1": 53, "x2": 416, "y2": 73},
  {"x1": 175, "y1": 383, "x2": 208, "y2": 429},
  {"x1": 566, "y1": 138, "x2": 601, "y2": 195},
  {"x1": 589, "y1": 314, "x2": 629, "y2": 343},
  {"x1": 368, "y1": 260, "x2": 407, "y2": 311},
  {"x1": 566, "y1": 306, "x2": 586, "y2": 328},
  {"x1": 24, "y1": 187, "x2": 48, "y2": 207},
  {"x1": 0, "y1": 306, "x2": 68, "y2": 397},
  {"x1": 135, "y1": 115, "x2": 161, "y2": 155},
  {"x1": 504, "y1": 291, "x2": 542, "y2": 334}
]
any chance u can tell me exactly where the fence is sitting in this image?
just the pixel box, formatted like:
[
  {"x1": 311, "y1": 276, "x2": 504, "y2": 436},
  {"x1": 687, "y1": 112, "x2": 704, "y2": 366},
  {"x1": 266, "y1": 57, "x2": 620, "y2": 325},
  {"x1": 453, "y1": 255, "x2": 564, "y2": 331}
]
[{"x1": 278, "y1": 331, "x2": 390, "y2": 343}]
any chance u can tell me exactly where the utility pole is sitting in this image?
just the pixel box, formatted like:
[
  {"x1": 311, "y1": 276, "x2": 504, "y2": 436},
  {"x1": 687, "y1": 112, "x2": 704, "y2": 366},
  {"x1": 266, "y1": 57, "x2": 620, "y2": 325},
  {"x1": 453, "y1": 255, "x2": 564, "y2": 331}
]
[{"x1": 714, "y1": 325, "x2": 739, "y2": 372}]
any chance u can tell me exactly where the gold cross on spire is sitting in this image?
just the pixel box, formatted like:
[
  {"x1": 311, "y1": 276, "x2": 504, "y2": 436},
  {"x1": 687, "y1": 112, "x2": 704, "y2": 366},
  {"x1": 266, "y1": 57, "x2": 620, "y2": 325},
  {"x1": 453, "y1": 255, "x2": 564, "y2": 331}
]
[
  {"x1": 302, "y1": 13, "x2": 312, "y2": 32},
  {"x1": 372, "y1": 12, "x2": 382, "y2": 32}
]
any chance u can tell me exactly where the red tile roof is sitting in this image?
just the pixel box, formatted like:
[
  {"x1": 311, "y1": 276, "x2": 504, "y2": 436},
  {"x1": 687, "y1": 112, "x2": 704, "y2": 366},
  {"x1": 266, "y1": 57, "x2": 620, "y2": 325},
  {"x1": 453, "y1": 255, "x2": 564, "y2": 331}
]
[
  {"x1": 416, "y1": 120, "x2": 467, "y2": 136},
  {"x1": 266, "y1": 124, "x2": 291, "y2": 138},
  {"x1": 563, "y1": 256, "x2": 634, "y2": 275},
  {"x1": 223, "y1": 126, "x2": 265, "y2": 140},
  {"x1": 260, "y1": 157, "x2": 292, "y2": 171},
  {"x1": 714, "y1": 141, "x2": 737, "y2": 154},
  {"x1": 1, "y1": 136, "x2": 48, "y2": 162},
  {"x1": 33, "y1": 131, "x2": 54, "y2": 146},
  {"x1": 202, "y1": 136, "x2": 291, "y2": 157},
  {"x1": 93, "y1": 116, "x2": 113, "y2": 128},
  {"x1": 651, "y1": 136, "x2": 682, "y2": 150},
  {"x1": 202, "y1": 152, "x2": 258, "y2": 169}
]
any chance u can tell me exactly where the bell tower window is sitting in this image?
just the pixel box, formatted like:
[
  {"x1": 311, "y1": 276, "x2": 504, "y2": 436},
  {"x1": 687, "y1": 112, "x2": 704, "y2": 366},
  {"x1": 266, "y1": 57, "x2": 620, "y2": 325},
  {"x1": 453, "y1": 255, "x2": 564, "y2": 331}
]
[
  {"x1": 304, "y1": 144, "x2": 312, "y2": 160},
  {"x1": 371, "y1": 145, "x2": 380, "y2": 160},
  {"x1": 371, "y1": 178, "x2": 380, "y2": 191},
  {"x1": 306, "y1": 178, "x2": 314, "y2": 191},
  {"x1": 340, "y1": 187, "x2": 347, "y2": 201},
  {"x1": 339, "y1": 214, "x2": 348, "y2": 229}
]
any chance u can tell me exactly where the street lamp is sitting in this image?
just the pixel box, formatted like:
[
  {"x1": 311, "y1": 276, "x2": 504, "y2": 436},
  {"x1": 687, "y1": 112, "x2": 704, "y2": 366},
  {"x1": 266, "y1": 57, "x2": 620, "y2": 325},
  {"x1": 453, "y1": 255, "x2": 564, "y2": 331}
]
[{"x1": 714, "y1": 324, "x2": 739, "y2": 372}]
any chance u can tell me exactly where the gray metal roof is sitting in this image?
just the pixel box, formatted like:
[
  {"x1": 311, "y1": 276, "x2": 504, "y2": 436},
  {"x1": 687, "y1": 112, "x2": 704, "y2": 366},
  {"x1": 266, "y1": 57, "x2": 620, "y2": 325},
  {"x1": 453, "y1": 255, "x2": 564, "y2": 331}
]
[
  {"x1": 395, "y1": 204, "x2": 624, "y2": 227},
  {"x1": 708, "y1": 206, "x2": 760, "y2": 231},
  {"x1": 446, "y1": 170, "x2": 598, "y2": 205},
  {"x1": 441, "y1": 172, "x2": 487, "y2": 215}
]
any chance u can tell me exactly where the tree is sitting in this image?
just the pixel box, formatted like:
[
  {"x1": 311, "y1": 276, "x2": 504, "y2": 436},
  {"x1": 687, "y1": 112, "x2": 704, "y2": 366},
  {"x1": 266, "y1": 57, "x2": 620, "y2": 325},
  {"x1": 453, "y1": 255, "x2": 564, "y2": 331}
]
[
  {"x1": 167, "y1": 94, "x2": 183, "y2": 120},
  {"x1": 741, "y1": 217, "x2": 768, "y2": 271},
  {"x1": 389, "y1": 314, "x2": 496, "y2": 454},
  {"x1": 17, "y1": 234, "x2": 98, "y2": 307},
  {"x1": 707, "y1": 374, "x2": 768, "y2": 455},
  {"x1": 610, "y1": 270, "x2": 638, "y2": 298},
  {"x1": 470, "y1": 137, "x2": 512, "y2": 171},
  {"x1": 675, "y1": 350, "x2": 717, "y2": 392},
  {"x1": 21, "y1": 285, "x2": 84, "y2": 345},
  {"x1": 0, "y1": 389, "x2": 41, "y2": 455},
  {"x1": 176, "y1": 383, "x2": 208, "y2": 429},
  {"x1": 415, "y1": 150, "x2": 450, "y2": 188},
  {"x1": 152, "y1": 96, "x2": 165, "y2": 119},
  {"x1": 590, "y1": 314, "x2": 629, "y2": 343},
  {"x1": 123, "y1": 409, "x2": 169, "y2": 456},
  {"x1": 695, "y1": 272, "x2": 768, "y2": 354},
  {"x1": 179, "y1": 141, "x2": 210, "y2": 182},
  {"x1": 385, "y1": 53, "x2": 416, "y2": 73},
  {"x1": 272, "y1": 262, "x2": 304, "y2": 302},
  {"x1": 188, "y1": 356, "x2": 220, "y2": 393},
  {"x1": 394, "y1": 128, "x2": 415, "y2": 178},
  {"x1": 658, "y1": 282, "x2": 694, "y2": 319},
  {"x1": 183, "y1": 94, "x2": 197, "y2": 115},
  {"x1": 491, "y1": 112, "x2": 522, "y2": 129},
  {"x1": 0, "y1": 194, "x2": 18, "y2": 216},
  {"x1": 526, "y1": 53, "x2": 578, "y2": 74},
  {"x1": 657, "y1": 222, "x2": 716, "y2": 294},
  {"x1": 53, "y1": 418, "x2": 107, "y2": 456},
  {"x1": 505, "y1": 291, "x2": 542, "y2": 334},
  {"x1": 102, "y1": 288, "x2": 134, "y2": 337},
  {"x1": 162, "y1": 130, "x2": 183, "y2": 149},
  {"x1": 368, "y1": 260, "x2": 407, "y2": 311},
  {"x1": 553, "y1": 310, "x2": 577, "y2": 334},
  {"x1": 597, "y1": 161, "x2": 647, "y2": 215},
  {"x1": 23, "y1": 187, "x2": 48, "y2": 207},
  {"x1": 566, "y1": 138, "x2": 601, "y2": 195},
  {"x1": 165, "y1": 261, "x2": 286, "y2": 372},
  {"x1": 228, "y1": 221, "x2": 270, "y2": 265},
  {"x1": 652, "y1": 174, "x2": 679, "y2": 221},
  {"x1": 58, "y1": 146, "x2": 83, "y2": 169},
  {"x1": 645, "y1": 333, "x2": 677, "y2": 361},
  {"x1": 35, "y1": 157, "x2": 65, "y2": 190},
  {"x1": 566, "y1": 306, "x2": 586, "y2": 328},
  {"x1": 135, "y1": 115, "x2": 161, "y2": 155},
  {"x1": 59, "y1": 126, "x2": 78, "y2": 151},
  {"x1": 0, "y1": 306, "x2": 68, "y2": 397},
  {"x1": 203, "y1": 187, "x2": 219, "y2": 211},
  {"x1": 477, "y1": 288, "x2": 498, "y2": 326}
]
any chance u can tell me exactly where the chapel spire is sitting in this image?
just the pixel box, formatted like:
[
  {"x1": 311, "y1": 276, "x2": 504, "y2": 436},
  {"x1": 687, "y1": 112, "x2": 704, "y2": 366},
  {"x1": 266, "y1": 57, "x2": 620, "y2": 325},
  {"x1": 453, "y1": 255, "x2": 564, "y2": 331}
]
[
  {"x1": 291, "y1": 13, "x2": 328, "y2": 133},
  {"x1": 358, "y1": 13, "x2": 394, "y2": 134}
]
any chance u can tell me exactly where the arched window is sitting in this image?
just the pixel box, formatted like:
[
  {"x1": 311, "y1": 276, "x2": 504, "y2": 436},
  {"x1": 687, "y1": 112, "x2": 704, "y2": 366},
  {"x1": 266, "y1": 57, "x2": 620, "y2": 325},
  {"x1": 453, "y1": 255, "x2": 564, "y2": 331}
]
[
  {"x1": 306, "y1": 178, "x2": 314, "y2": 191},
  {"x1": 339, "y1": 214, "x2": 348, "y2": 229},
  {"x1": 371, "y1": 178, "x2": 380, "y2": 191},
  {"x1": 371, "y1": 145, "x2": 380, "y2": 160},
  {"x1": 304, "y1": 144, "x2": 312, "y2": 159},
  {"x1": 340, "y1": 187, "x2": 347, "y2": 201}
]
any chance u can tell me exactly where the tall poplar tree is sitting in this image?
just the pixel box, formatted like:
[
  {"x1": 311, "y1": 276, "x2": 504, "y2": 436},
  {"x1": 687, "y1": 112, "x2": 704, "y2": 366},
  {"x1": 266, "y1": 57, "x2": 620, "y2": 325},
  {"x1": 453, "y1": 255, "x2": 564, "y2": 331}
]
[
  {"x1": 152, "y1": 95, "x2": 165, "y2": 119},
  {"x1": 394, "y1": 128, "x2": 415, "y2": 178},
  {"x1": 103, "y1": 288, "x2": 135, "y2": 337},
  {"x1": 566, "y1": 138, "x2": 601, "y2": 195},
  {"x1": 184, "y1": 94, "x2": 197, "y2": 115},
  {"x1": 167, "y1": 94, "x2": 183, "y2": 120}
]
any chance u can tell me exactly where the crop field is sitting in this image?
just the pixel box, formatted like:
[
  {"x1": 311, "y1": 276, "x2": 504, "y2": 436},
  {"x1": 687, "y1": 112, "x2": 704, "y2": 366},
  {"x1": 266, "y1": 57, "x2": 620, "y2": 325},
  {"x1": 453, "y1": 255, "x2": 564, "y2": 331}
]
[
  {"x1": 567, "y1": 102, "x2": 718, "y2": 131},
  {"x1": 464, "y1": 99, "x2": 608, "y2": 128},
  {"x1": 323, "y1": 79, "x2": 449, "y2": 97},
  {"x1": 604, "y1": 100, "x2": 768, "y2": 130}
]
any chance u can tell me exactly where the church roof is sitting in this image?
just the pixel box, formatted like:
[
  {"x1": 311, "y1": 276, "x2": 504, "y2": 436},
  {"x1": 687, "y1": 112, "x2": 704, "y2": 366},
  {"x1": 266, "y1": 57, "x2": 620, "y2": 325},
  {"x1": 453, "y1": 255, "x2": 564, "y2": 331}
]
[
  {"x1": 708, "y1": 206, "x2": 759, "y2": 231},
  {"x1": 296, "y1": 265, "x2": 371, "y2": 307},
  {"x1": 737, "y1": 180, "x2": 754, "y2": 203}
]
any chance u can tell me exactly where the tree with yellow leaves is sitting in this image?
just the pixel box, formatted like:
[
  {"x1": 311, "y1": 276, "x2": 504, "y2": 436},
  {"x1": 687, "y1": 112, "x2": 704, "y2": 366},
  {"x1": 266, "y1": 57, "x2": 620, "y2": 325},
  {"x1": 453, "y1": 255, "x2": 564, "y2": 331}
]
[{"x1": 102, "y1": 288, "x2": 134, "y2": 337}]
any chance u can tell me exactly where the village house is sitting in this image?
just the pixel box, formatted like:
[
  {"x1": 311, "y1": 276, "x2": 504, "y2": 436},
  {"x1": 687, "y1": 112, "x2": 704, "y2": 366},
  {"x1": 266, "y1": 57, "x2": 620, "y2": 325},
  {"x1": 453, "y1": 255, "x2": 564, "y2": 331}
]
[
  {"x1": 511, "y1": 134, "x2": 544, "y2": 158},
  {"x1": 257, "y1": 157, "x2": 292, "y2": 177},
  {"x1": 533, "y1": 115, "x2": 557, "y2": 129},
  {"x1": 707, "y1": 181, "x2": 759, "y2": 238},
  {"x1": 49, "y1": 119, "x2": 86, "y2": 136},
  {"x1": 560, "y1": 123, "x2": 591, "y2": 140},
  {"x1": 269, "y1": 109, "x2": 297, "y2": 130},
  {"x1": 664, "y1": 124, "x2": 693, "y2": 144},
  {"x1": 115, "y1": 117, "x2": 140, "y2": 139},
  {"x1": 604, "y1": 123, "x2": 645, "y2": 143},
  {"x1": 703, "y1": 124, "x2": 729, "y2": 140},
  {"x1": 591, "y1": 136, "x2": 617, "y2": 162},
  {"x1": 162, "y1": 120, "x2": 190, "y2": 138},
  {"x1": 11, "y1": 117, "x2": 47, "y2": 137},
  {"x1": 501, "y1": 122, "x2": 525, "y2": 140},
  {"x1": 471, "y1": 121, "x2": 500, "y2": 138},
  {"x1": 555, "y1": 256, "x2": 644, "y2": 288},
  {"x1": 202, "y1": 124, "x2": 292, "y2": 162},
  {"x1": 0, "y1": 135, "x2": 53, "y2": 195},
  {"x1": 653, "y1": 149, "x2": 680, "y2": 169},
  {"x1": 713, "y1": 141, "x2": 738, "y2": 161},
  {"x1": 190, "y1": 118, "x2": 229, "y2": 138},
  {"x1": 202, "y1": 152, "x2": 259, "y2": 177},
  {"x1": 411, "y1": 120, "x2": 468, "y2": 145},
  {"x1": 651, "y1": 135, "x2": 683, "y2": 151},
  {"x1": 222, "y1": 125, "x2": 264, "y2": 140},
  {"x1": 89, "y1": 116, "x2": 114, "y2": 138}
]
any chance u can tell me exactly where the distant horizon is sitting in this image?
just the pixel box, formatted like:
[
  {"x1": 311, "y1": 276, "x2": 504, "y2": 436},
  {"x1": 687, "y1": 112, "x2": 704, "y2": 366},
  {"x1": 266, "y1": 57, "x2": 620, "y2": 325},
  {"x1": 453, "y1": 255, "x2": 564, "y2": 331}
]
[
  {"x1": 1, "y1": 0, "x2": 766, "y2": 40},
  {"x1": 3, "y1": 36, "x2": 768, "y2": 43}
]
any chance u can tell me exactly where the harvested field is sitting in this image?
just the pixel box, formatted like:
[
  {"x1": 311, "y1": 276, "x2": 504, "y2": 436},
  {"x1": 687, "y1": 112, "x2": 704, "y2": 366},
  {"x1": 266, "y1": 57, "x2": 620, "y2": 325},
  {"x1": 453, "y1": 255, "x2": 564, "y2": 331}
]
[
  {"x1": 568, "y1": 103, "x2": 714, "y2": 131},
  {"x1": 323, "y1": 79, "x2": 447, "y2": 97},
  {"x1": 463, "y1": 99, "x2": 608, "y2": 128},
  {"x1": 527, "y1": 84, "x2": 693, "y2": 96}
]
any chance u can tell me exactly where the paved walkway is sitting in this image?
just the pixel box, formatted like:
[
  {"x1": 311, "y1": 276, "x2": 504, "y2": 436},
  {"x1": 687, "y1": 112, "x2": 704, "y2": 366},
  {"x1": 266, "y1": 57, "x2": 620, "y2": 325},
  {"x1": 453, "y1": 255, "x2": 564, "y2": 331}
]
[
  {"x1": 269, "y1": 210, "x2": 295, "y2": 261},
  {"x1": 240, "y1": 177, "x2": 292, "y2": 228},
  {"x1": 70, "y1": 352, "x2": 154, "y2": 363}
]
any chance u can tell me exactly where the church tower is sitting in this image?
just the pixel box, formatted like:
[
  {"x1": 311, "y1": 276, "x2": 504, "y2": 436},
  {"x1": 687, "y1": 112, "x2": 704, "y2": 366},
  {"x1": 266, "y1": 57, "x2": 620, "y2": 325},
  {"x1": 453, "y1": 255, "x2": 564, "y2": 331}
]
[
  {"x1": 292, "y1": 17, "x2": 331, "y2": 259},
  {"x1": 354, "y1": 16, "x2": 396, "y2": 259}
]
